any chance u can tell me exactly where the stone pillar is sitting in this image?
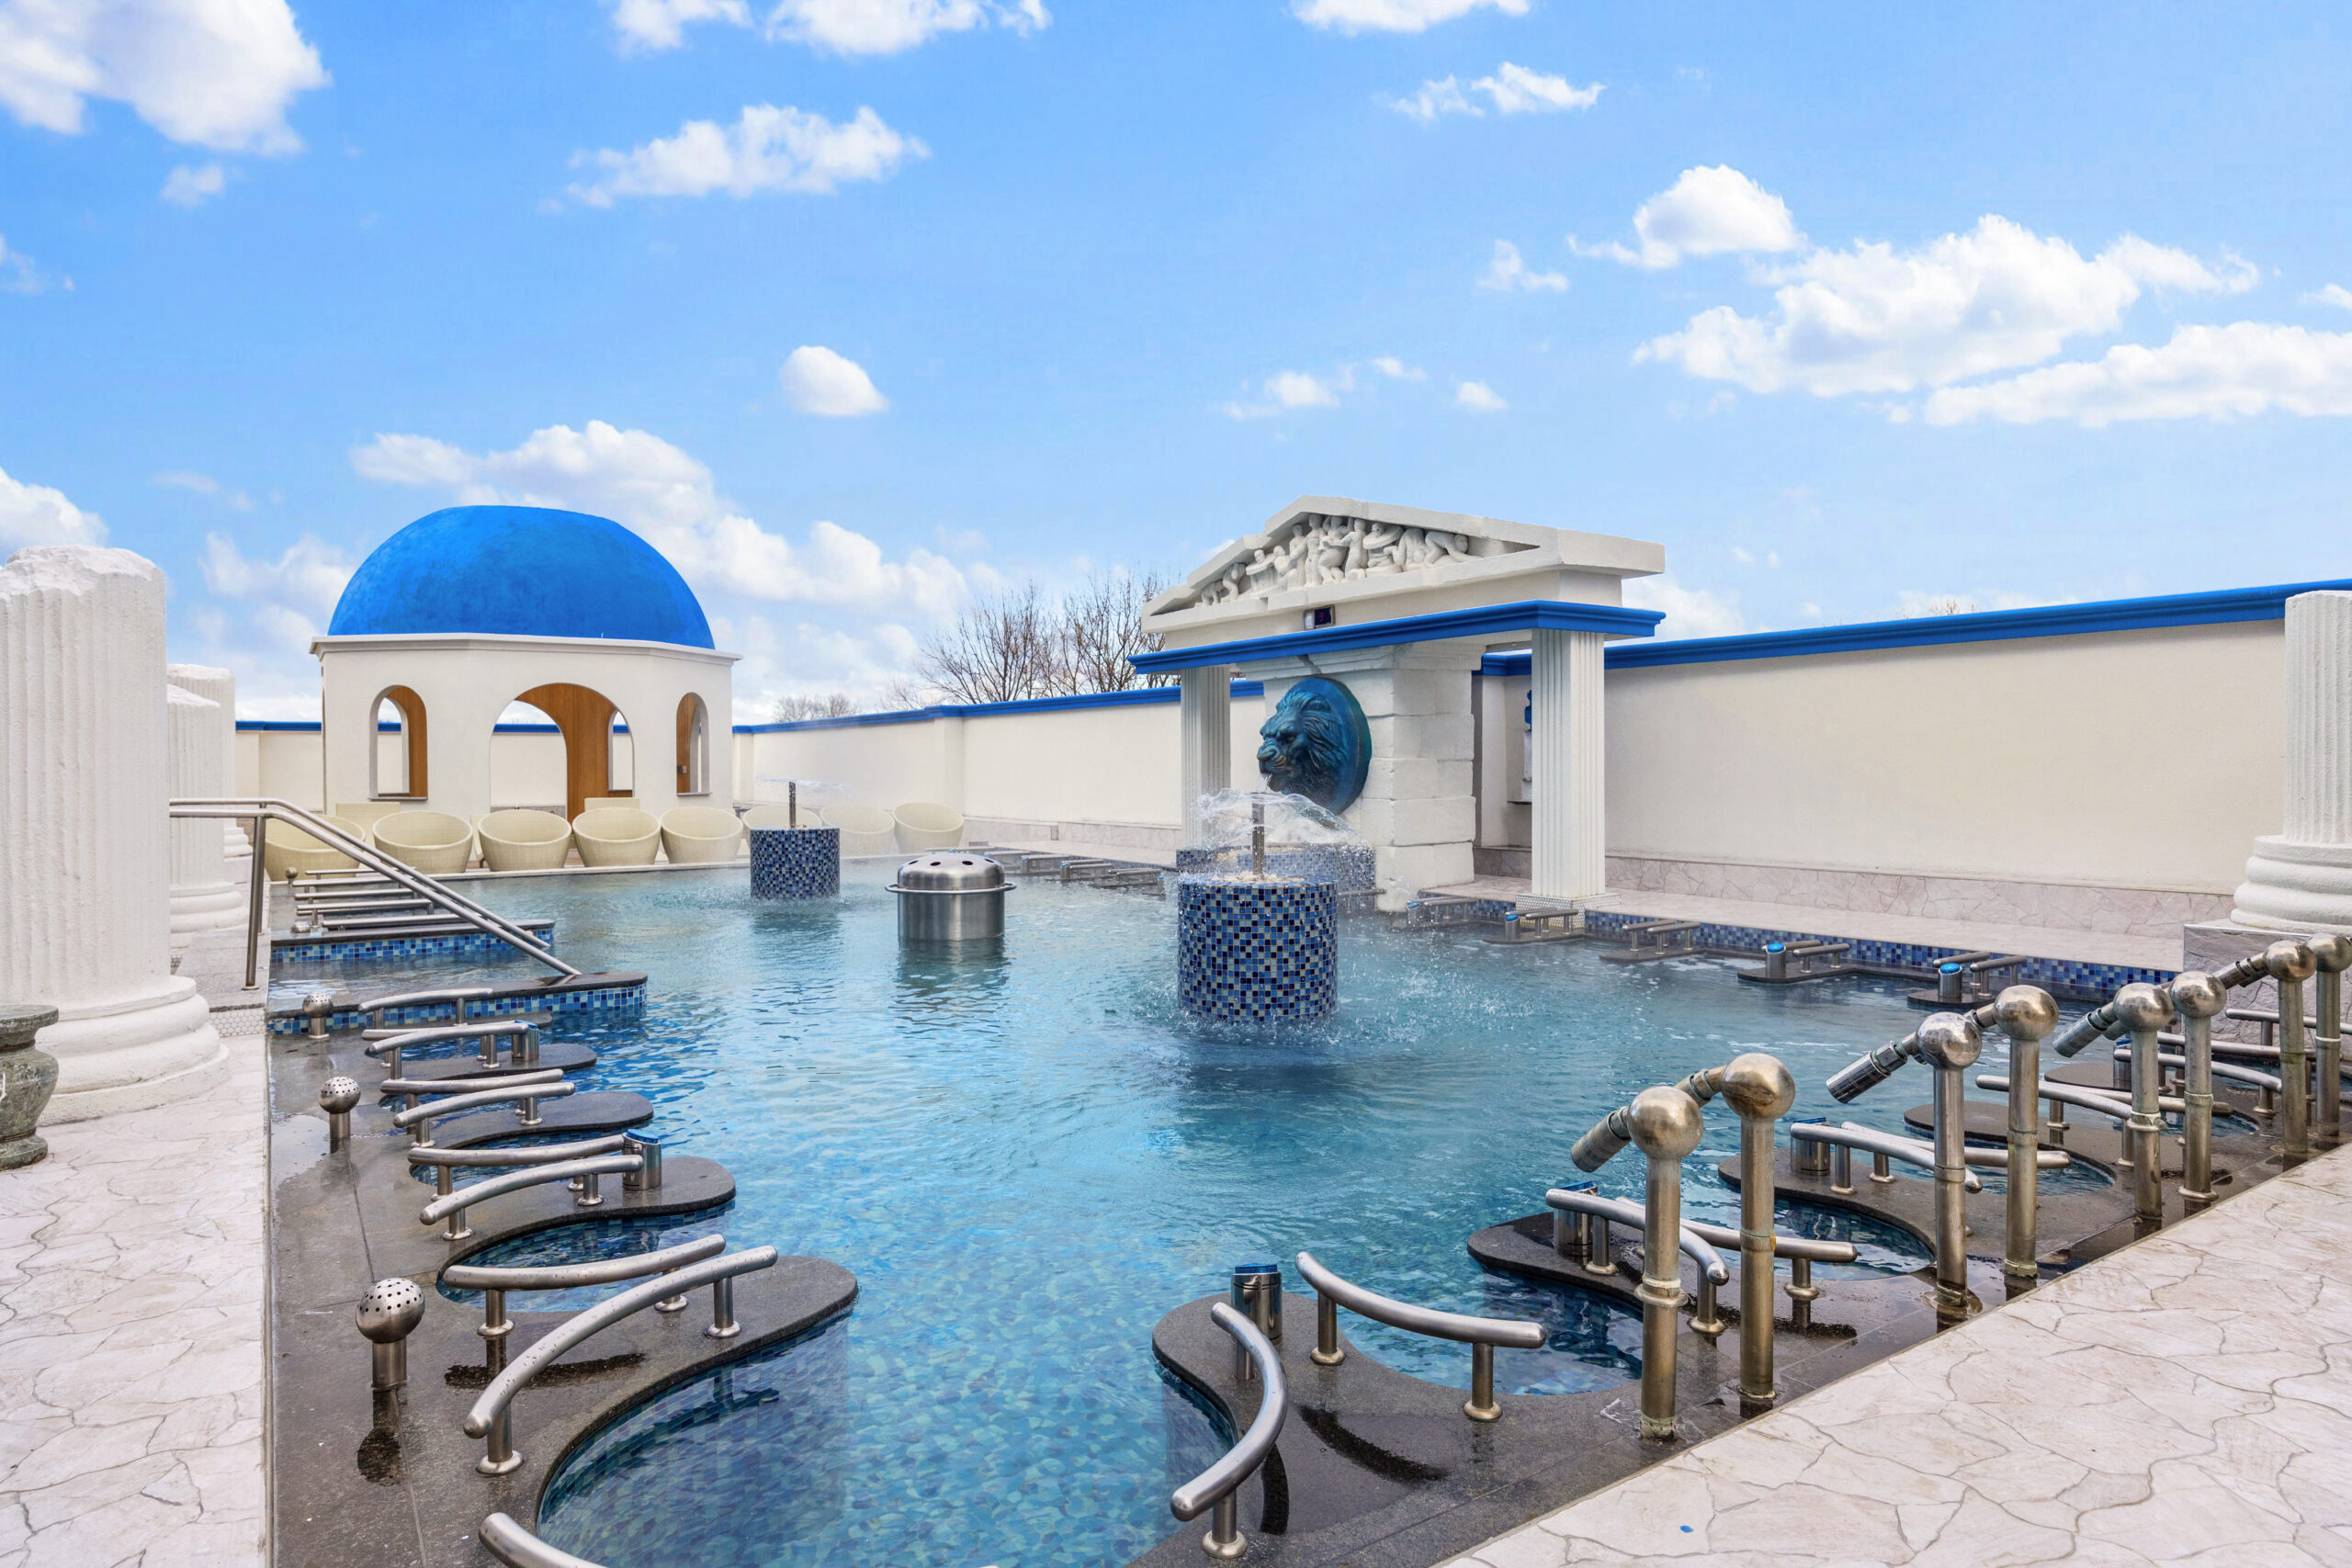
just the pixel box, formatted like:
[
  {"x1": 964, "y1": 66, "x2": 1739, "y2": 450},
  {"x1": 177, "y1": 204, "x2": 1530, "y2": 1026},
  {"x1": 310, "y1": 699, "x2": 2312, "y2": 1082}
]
[
  {"x1": 2234, "y1": 591, "x2": 2352, "y2": 933},
  {"x1": 168, "y1": 662, "x2": 248, "y2": 866},
  {"x1": 1178, "y1": 665, "x2": 1232, "y2": 845},
  {"x1": 0, "y1": 547, "x2": 227, "y2": 1122},
  {"x1": 1531, "y1": 627, "x2": 1607, "y2": 901},
  {"x1": 167, "y1": 685, "x2": 243, "y2": 945}
]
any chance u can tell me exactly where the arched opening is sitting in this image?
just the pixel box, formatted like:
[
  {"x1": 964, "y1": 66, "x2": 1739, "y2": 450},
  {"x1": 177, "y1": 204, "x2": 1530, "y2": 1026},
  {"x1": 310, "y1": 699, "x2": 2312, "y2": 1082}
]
[
  {"x1": 513, "y1": 683, "x2": 634, "y2": 822},
  {"x1": 369, "y1": 685, "x2": 429, "y2": 799},
  {"x1": 675, "y1": 693, "x2": 709, "y2": 797}
]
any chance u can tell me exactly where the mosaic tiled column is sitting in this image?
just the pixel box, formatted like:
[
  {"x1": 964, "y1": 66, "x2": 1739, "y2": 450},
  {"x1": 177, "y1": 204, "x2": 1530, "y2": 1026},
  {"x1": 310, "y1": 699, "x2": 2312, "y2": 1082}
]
[
  {"x1": 751, "y1": 827, "x2": 841, "y2": 898},
  {"x1": 0, "y1": 547, "x2": 226, "y2": 1122},
  {"x1": 166, "y1": 685, "x2": 243, "y2": 946},
  {"x1": 1177, "y1": 876, "x2": 1338, "y2": 1023},
  {"x1": 168, "y1": 662, "x2": 248, "y2": 868},
  {"x1": 2235, "y1": 591, "x2": 2352, "y2": 932}
]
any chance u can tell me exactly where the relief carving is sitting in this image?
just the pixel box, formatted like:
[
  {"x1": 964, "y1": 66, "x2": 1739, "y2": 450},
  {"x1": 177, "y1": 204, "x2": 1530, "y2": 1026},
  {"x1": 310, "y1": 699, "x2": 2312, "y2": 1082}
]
[{"x1": 1184, "y1": 513, "x2": 1490, "y2": 609}]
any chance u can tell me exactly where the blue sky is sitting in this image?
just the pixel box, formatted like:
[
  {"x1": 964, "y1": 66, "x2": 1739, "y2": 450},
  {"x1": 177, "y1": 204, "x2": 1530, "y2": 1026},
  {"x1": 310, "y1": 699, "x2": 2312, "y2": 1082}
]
[{"x1": 5, "y1": 0, "x2": 2349, "y2": 717}]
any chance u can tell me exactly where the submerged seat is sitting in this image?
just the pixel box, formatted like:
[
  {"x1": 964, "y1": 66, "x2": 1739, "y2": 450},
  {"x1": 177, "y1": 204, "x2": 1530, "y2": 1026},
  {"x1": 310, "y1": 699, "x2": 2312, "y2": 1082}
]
[
  {"x1": 572, "y1": 807, "x2": 661, "y2": 867},
  {"x1": 478, "y1": 808, "x2": 573, "y2": 873},
  {"x1": 372, "y1": 810, "x2": 476, "y2": 875},
  {"x1": 264, "y1": 815, "x2": 365, "y2": 878},
  {"x1": 821, "y1": 803, "x2": 898, "y2": 857},
  {"x1": 893, "y1": 801, "x2": 964, "y2": 853},
  {"x1": 660, "y1": 806, "x2": 742, "y2": 864}
]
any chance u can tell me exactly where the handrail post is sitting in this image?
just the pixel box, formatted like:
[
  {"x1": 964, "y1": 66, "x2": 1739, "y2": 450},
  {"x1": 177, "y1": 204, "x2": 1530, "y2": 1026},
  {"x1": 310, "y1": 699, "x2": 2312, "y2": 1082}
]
[
  {"x1": 1312, "y1": 1289, "x2": 1341, "y2": 1366},
  {"x1": 2113, "y1": 985, "x2": 2174, "y2": 1226},
  {"x1": 1995, "y1": 987, "x2": 2059, "y2": 1280},
  {"x1": 2267, "y1": 942, "x2": 2318, "y2": 1162},
  {"x1": 707, "y1": 1277, "x2": 740, "y2": 1339},
  {"x1": 1628, "y1": 1085, "x2": 1704, "y2": 1439},
  {"x1": 2313, "y1": 936, "x2": 2351, "y2": 1149},
  {"x1": 1914, "y1": 1012, "x2": 1982, "y2": 1321},
  {"x1": 1716, "y1": 1055, "x2": 1793, "y2": 1410},
  {"x1": 2172, "y1": 973, "x2": 2226, "y2": 1210},
  {"x1": 1466, "y1": 1343, "x2": 1499, "y2": 1420},
  {"x1": 243, "y1": 816, "x2": 266, "y2": 990}
]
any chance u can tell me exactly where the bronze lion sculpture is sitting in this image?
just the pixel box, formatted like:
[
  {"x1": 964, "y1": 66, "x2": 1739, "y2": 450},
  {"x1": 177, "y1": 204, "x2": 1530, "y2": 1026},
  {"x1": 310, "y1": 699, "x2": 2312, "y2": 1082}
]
[{"x1": 1255, "y1": 679, "x2": 1370, "y2": 812}]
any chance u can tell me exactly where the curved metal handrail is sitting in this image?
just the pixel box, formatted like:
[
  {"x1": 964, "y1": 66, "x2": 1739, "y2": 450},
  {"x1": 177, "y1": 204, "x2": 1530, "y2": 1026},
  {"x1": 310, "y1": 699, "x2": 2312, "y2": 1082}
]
[
  {"x1": 364, "y1": 1019, "x2": 538, "y2": 1054},
  {"x1": 481, "y1": 1514, "x2": 605, "y2": 1568},
  {"x1": 390, "y1": 1078, "x2": 574, "y2": 1146},
  {"x1": 1169, "y1": 1301, "x2": 1285, "y2": 1557},
  {"x1": 463, "y1": 1247, "x2": 779, "y2": 1472},
  {"x1": 1789, "y1": 1122, "x2": 1984, "y2": 1192},
  {"x1": 1542, "y1": 1190, "x2": 1730, "y2": 1281},
  {"x1": 380, "y1": 1066, "x2": 566, "y2": 1100},
  {"x1": 1826, "y1": 1120, "x2": 2070, "y2": 1172},
  {"x1": 1546, "y1": 1188, "x2": 1855, "y2": 1266},
  {"x1": 2115, "y1": 1047, "x2": 2282, "y2": 1093},
  {"x1": 169, "y1": 798, "x2": 578, "y2": 976},
  {"x1": 356, "y1": 985, "x2": 499, "y2": 1021},
  {"x1": 418, "y1": 1154, "x2": 639, "y2": 1227},
  {"x1": 443, "y1": 1234, "x2": 726, "y2": 1293},
  {"x1": 410, "y1": 1134, "x2": 628, "y2": 1171},
  {"x1": 1294, "y1": 1251, "x2": 1546, "y2": 1348},
  {"x1": 1974, "y1": 1075, "x2": 2137, "y2": 1121}
]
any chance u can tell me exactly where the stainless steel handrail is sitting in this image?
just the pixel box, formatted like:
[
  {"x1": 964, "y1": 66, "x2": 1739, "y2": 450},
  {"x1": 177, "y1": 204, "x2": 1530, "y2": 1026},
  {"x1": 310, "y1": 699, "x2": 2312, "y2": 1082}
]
[
  {"x1": 1170, "y1": 1301, "x2": 1286, "y2": 1559},
  {"x1": 356, "y1": 985, "x2": 500, "y2": 1023},
  {"x1": 1788, "y1": 1122, "x2": 1984, "y2": 1191},
  {"x1": 1542, "y1": 1190, "x2": 1730, "y2": 1280},
  {"x1": 1546, "y1": 1187, "x2": 1853, "y2": 1265},
  {"x1": 1974, "y1": 1075, "x2": 2139, "y2": 1120},
  {"x1": 380, "y1": 1066, "x2": 565, "y2": 1100},
  {"x1": 1830, "y1": 1119, "x2": 2069, "y2": 1172},
  {"x1": 417, "y1": 1154, "x2": 638, "y2": 1239},
  {"x1": 169, "y1": 797, "x2": 579, "y2": 976},
  {"x1": 443, "y1": 1234, "x2": 725, "y2": 1293},
  {"x1": 481, "y1": 1514, "x2": 605, "y2": 1568},
  {"x1": 463, "y1": 1247, "x2": 779, "y2": 1472},
  {"x1": 2115, "y1": 1047, "x2": 2282, "y2": 1093},
  {"x1": 365, "y1": 1020, "x2": 544, "y2": 1080},
  {"x1": 1295, "y1": 1249, "x2": 1542, "y2": 1423},
  {"x1": 410, "y1": 1134, "x2": 628, "y2": 1170},
  {"x1": 389, "y1": 1077, "x2": 574, "y2": 1145}
]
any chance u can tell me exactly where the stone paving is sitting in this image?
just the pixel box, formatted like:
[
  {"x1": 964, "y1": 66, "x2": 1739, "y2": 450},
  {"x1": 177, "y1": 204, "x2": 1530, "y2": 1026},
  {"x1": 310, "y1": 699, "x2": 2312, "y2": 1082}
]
[
  {"x1": 0, "y1": 933, "x2": 268, "y2": 1567},
  {"x1": 1442, "y1": 1140, "x2": 2352, "y2": 1568}
]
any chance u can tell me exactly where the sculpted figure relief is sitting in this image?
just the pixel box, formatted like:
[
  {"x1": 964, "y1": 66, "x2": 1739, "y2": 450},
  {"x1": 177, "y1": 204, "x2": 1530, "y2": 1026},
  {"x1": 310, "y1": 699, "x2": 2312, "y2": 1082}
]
[
  {"x1": 1255, "y1": 677, "x2": 1372, "y2": 814},
  {"x1": 1187, "y1": 513, "x2": 1480, "y2": 607}
]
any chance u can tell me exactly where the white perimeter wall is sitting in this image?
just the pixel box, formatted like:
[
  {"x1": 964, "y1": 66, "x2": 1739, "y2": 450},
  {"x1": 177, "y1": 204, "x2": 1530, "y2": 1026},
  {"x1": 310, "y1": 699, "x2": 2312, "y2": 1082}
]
[{"x1": 242, "y1": 728, "x2": 622, "y2": 818}]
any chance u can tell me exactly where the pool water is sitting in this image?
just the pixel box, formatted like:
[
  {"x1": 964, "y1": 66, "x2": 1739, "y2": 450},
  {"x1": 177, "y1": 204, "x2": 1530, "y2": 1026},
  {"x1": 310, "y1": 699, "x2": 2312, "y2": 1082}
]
[{"x1": 299, "y1": 867, "x2": 2086, "y2": 1567}]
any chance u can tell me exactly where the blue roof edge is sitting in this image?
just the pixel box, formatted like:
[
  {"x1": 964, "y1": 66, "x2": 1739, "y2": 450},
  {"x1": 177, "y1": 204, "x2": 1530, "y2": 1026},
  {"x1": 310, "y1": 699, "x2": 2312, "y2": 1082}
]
[
  {"x1": 1129, "y1": 599, "x2": 1664, "y2": 674},
  {"x1": 732, "y1": 679, "x2": 1266, "y2": 734}
]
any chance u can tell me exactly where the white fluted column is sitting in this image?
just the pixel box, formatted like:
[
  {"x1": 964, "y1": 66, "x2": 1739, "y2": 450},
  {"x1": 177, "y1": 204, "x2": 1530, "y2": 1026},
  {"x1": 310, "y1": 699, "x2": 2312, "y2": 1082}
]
[
  {"x1": 168, "y1": 662, "x2": 248, "y2": 866},
  {"x1": 167, "y1": 685, "x2": 243, "y2": 945},
  {"x1": 1530, "y1": 628, "x2": 1607, "y2": 900},
  {"x1": 2235, "y1": 591, "x2": 2352, "y2": 932},
  {"x1": 1, "y1": 547, "x2": 226, "y2": 1122},
  {"x1": 1179, "y1": 664, "x2": 1233, "y2": 846}
]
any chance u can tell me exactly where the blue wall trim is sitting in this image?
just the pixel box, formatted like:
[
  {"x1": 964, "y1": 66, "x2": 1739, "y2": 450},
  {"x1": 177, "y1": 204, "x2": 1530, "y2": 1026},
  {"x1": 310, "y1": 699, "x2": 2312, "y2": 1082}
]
[
  {"x1": 731, "y1": 680, "x2": 1267, "y2": 735},
  {"x1": 238, "y1": 720, "x2": 590, "y2": 734},
  {"x1": 1127, "y1": 599, "x2": 1664, "y2": 674}
]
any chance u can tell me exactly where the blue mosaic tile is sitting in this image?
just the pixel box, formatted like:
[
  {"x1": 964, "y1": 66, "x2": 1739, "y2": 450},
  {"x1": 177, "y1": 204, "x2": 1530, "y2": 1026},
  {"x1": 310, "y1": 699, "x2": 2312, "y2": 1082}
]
[
  {"x1": 272, "y1": 925, "x2": 556, "y2": 964},
  {"x1": 266, "y1": 980, "x2": 646, "y2": 1034},
  {"x1": 1175, "y1": 875, "x2": 1338, "y2": 1023},
  {"x1": 750, "y1": 827, "x2": 841, "y2": 900},
  {"x1": 1176, "y1": 844, "x2": 1376, "y2": 892},
  {"x1": 1581, "y1": 909, "x2": 2171, "y2": 1002}
]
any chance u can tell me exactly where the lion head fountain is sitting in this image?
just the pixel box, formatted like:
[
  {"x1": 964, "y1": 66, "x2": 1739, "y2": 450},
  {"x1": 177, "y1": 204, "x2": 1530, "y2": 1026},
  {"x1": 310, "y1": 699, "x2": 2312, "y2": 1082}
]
[{"x1": 1255, "y1": 677, "x2": 1371, "y2": 813}]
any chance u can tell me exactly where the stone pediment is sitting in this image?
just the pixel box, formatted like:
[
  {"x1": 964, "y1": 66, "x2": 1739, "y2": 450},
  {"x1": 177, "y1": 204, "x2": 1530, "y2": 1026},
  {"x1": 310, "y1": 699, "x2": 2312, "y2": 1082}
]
[{"x1": 1146, "y1": 496, "x2": 1662, "y2": 637}]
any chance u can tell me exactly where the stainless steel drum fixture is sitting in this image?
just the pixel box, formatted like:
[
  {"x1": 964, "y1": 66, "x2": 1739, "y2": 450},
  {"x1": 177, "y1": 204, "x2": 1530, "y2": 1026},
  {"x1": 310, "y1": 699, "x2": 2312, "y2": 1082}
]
[{"x1": 888, "y1": 854, "x2": 1011, "y2": 942}]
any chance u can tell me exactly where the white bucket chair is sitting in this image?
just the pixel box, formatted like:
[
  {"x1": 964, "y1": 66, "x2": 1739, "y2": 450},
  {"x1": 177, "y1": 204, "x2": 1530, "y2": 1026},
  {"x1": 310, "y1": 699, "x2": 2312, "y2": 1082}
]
[
  {"x1": 894, "y1": 801, "x2": 965, "y2": 853},
  {"x1": 821, "y1": 804, "x2": 899, "y2": 857},
  {"x1": 371, "y1": 810, "x2": 476, "y2": 875},
  {"x1": 660, "y1": 806, "x2": 743, "y2": 864},
  {"x1": 263, "y1": 816, "x2": 365, "y2": 879},
  {"x1": 477, "y1": 809, "x2": 574, "y2": 872},
  {"x1": 573, "y1": 807, "x2": 661, "y2": 867}
]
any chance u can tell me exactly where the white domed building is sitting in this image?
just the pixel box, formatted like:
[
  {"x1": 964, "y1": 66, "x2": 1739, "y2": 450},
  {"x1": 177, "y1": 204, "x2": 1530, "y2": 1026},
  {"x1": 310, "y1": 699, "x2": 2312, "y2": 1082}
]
[{"x1": 313, "y1": 505, "x2": 738, "y2": 824}]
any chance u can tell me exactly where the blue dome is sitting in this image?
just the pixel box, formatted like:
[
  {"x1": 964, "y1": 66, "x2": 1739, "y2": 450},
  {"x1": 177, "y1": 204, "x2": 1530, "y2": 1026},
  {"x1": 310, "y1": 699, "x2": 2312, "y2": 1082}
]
[{"x1": 329, "y1": 505, "x2": 713, "y2": 649}]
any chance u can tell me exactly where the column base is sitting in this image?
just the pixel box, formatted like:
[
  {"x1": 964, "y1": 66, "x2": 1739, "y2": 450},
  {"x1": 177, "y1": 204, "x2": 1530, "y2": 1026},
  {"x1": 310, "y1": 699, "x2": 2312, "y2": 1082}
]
[
  {"x1": 169, "y1": 882, "x2": 246, "y2": 945},
  {"x1": 38, "y1": 978, "x2": 229, "y2": 1123},
  {"x1": 2231, "y1": 837, "x2": 2352, "y2": 935}
]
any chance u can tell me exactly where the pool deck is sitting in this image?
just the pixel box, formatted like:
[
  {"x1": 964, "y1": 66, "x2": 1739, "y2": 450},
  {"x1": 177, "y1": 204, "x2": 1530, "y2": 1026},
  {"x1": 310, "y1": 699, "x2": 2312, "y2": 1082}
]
[
  {"x1": 1429, "y1": 877, "x2": 2183, "y2": 972},
  {"x1": 1441, "y1": 1138, "x2": 2352, "y2": 1568},
  {"x1": 0, "y1": 915, "x2": 271, "y2": 1568}
]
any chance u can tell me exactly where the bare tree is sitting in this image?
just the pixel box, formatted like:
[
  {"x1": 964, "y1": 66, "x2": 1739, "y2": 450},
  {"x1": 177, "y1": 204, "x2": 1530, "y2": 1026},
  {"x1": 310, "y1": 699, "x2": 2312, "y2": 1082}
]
[
  {"x1": 1053, "y1": 570, "x2": 1172, "y2": 694},
  {"x1": 910, "y1": 583, "x2": 1057, "y2": 705},
  {"x1": 771, "y1": 693, "x2": 860, "y2": 723}
]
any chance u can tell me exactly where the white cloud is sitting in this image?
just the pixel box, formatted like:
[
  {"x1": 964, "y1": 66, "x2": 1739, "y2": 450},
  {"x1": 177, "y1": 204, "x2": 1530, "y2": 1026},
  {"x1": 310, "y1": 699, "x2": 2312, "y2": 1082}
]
[
  {"x1": 1371, "y1": 355, "x2": 1424, "y2": 381},
  {"x1": 1575, "y1": 165, "x2": 1802, "y2": 269},
  {"x1": 606, "y1": 0, "x2": 751, "y2": 51},
  {"x1": 1385, "y1": 62, "x2": 1599, "y2": 121},
  {"x1": 198, "y1": 530, "x2": 353, "y2": 648},
  {"x1": 350, "y1": 419, "x2": 966, "y2": 615},
  {"x1": 153, "y1": 468, "x2": 250, "y2": 507},
  {"x1": 1478, "y1": 239, "x2": 1566, "y2": 293},
  {"x1": 0, "y1": 464, "x2": 106, "y2": 547},
  {"x1": 1624, "y1": 574, "x2": 1744, "y2": 638},
  {"x1": 0, "y1": 234, "x2": 54, "y2": 293},
  {"x1": 780, "y1": 345, "x2": 888, "y2": 416},
  {"x1": 1639, "y1": 214, "x2": 2260, "y2": 397},
  {"x1": 1294, "y1": 0, "x2": 1526, "y2": 33},
  {"x1": 2304, "y1": 284, "x2": 2352, "y2": 312},
  {"x1": 1453, "y1": 379, "x2": 1508, "y2": 412},
  {"x1": 0, "y1": 0, "x2": 328, "y2": 153},
  {"x1": 160, "y1": 161, "x2": 227, "y2": 206},
  {"x1": 1222, "y1": 368, "x2": 1348, "y2": 420},
  {"x1": 569, "y1": 103, "x2": 925, "y2": 207},
  {"x1": 1921, "y1": 322, "x2": 2352, "y2": 428},
  {"x1": 766, "y1": 0, "x2": 1048, "y2": 55}
]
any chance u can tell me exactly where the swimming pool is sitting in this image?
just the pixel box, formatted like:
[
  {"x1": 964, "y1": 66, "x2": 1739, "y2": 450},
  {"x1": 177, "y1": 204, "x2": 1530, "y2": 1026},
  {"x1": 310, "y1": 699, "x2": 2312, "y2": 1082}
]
[{"x1": 300, "y1": 866, "x2": 2072, "y2": 1567}]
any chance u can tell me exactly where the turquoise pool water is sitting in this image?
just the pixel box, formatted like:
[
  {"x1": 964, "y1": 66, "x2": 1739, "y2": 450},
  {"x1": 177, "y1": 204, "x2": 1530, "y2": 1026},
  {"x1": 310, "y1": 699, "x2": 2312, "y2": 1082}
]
[{"x1": 302, "y1": 866, "x2": 2078, "y2": 1567}]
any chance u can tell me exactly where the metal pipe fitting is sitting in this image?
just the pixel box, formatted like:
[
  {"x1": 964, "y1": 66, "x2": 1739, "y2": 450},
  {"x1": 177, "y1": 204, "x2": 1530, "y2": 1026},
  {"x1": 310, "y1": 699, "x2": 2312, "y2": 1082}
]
[
  {"x1": 1992, "y1": 987, "x2": 2059, "y2": 1280},
  {"x1": 1568, "y1": 1103, "x2": 1636, "y2": 1173},
  {"x1": 356, "y1": 1277, "x2": 424, "y2": 1392},
  {"x1": 2169, "y1": 972, "x2": 2227, "y2": 1209},
  {"x1": 2111, "y1": 983, "x2": 2175, "y2": 1225},
  {"x1": 319, "y1": 1076, "x2": 361, "y2": 1150},
  {"x1": 1714, "y1": 1053, "x2": 1794, "y2": 1408},
  {"x1": 1627, "y1": 1084, "x2": 1705, "y2": 1439},
  {"x1": 2266, "y1": 941, "x2": 2318, "y2": 1161},
  {"x1": 1914, "y1": 1012, "x2": 1982, "y2": 1319},
  {"x1": 1792, "y1": 1117, "x2": 1831, "y2": 1177},
  {"x1": 2312, "y1": 935, "x2": 2351, "y2": 1150}
]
